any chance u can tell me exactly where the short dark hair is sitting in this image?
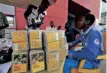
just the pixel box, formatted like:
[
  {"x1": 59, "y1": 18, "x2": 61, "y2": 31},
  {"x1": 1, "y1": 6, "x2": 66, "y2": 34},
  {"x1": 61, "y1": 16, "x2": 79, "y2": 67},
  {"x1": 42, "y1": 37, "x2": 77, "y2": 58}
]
[
  {"x1": 50, "y1": 21, "x2": 54, "y2": 24},
  {"x1": 84, "y1": 14, "x2": 95, "y2": 25}
]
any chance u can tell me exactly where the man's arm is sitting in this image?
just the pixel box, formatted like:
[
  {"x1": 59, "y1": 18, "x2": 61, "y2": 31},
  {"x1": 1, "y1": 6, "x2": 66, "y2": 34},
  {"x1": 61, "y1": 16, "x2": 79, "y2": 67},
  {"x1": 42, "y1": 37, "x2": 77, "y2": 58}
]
[
  {"x1": 69, "y1": 32, "x2": 102, "y2": 60},
  {"x1": 69, "y1": 33, "x2": 83, "y2": 47}
]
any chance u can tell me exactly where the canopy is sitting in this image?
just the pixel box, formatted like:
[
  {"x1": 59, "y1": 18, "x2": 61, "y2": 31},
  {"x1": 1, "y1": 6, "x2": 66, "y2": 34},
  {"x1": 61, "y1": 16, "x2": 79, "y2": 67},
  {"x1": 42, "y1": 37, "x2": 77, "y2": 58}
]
[{"x1": 0, "y1": 0, "x2": 43, "y2": 8}]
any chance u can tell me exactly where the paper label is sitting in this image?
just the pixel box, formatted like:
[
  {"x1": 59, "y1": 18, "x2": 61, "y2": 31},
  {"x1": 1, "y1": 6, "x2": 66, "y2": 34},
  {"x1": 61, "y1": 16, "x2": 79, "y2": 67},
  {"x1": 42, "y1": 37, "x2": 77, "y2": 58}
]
[
  {"x1": 62, "y1": 32, "x2": 65, "y2": 38},
  {"x1": 56, "y1": 53, "x2": 59, "y2": 60},
  {"x1": 56, "y1": 32, "x2": 59, "y2": 40},
  {"x1": 13, "y1": 44, "x2": 18, "y2": 51},
  {"x1": 32, "y1": 62, "x2": 45, "y2": 73},
  {"x1": 12, "y1": 64, "x2": 27, "y2": 73},
  {"x1": 39, "y1": 32, "x2": 42, "y2": 39}
]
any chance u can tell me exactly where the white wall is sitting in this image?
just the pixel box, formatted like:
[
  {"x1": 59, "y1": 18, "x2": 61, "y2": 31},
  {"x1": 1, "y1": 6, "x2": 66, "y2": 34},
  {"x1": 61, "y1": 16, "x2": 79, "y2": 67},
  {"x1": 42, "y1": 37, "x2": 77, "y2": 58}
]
[{"x1": 0, "y1": 3, "x2": 15, "y2": 15}]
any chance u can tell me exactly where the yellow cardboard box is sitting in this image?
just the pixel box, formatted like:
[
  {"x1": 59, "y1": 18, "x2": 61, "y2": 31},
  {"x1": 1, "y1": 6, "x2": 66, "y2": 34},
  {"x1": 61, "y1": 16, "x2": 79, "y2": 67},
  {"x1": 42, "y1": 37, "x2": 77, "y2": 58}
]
[
  {"x1": 29, "y1": 30, "x2": 42, "y2": 39},
  {"x1": 12, "y1": 52, "x2": 27, "y2": 73},
  {"x1": 30, "y1": 50, "x2": 45, "y2": 73},
  {"x1": 11, "y1": 31, "x2": 18, "y2": 42},
  {"x1": 59, "y1": 38, "x2": 65, "y2": 48},
  {"x1": 47, "y1": 41, "x2": 59, "y2": 52},
  {"x1": 30, "y1": 39, "x2": 42, "y2": 49},
  {"x1": 59, "y1": 49, "x2": 67, "y2": 61},
  {"x1": 11, "y1": 31, "x2": 27, "y2": 42},
  {"x1": 47, "y1": 52, "x2": 59, "y2": 71},
  {"x1": 17, "y1": 42, "x2": 27, "y2": 50},
  {"x1": 45, "y1": 31, "x2": 59, "y2": 42}
]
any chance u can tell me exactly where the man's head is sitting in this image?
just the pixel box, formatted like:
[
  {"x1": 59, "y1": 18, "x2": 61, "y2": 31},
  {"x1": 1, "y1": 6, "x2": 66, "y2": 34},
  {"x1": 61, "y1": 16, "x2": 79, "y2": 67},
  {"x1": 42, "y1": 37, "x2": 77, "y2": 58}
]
[
  {"x1": 50, "y1": 21, "x2": 54, "y2": 28},
  {"x1": 65, "y1": 22, "x2": 71, "y2": 29},
  {"x1": 57, "y1": 26, "x2": 61, "y2": 30},
  {"x1": 77, "y1": 14, "x2": 95, "y2": 29}
]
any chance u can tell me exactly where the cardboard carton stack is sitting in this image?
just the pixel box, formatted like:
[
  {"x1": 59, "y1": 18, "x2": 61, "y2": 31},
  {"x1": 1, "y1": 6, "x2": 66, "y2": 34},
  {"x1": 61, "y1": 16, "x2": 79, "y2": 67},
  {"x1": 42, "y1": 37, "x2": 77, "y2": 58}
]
[
  {"x1": 11, "y1": 31, "x2": 28, "y2": 51},
  {"x1": 11, "y1": 31, "x2": 28, "y2": 73},
  {"x1": 29, "y1": 30, "x2": 42, "y2": 49},
  {"x1": 30, "y1": 50, "x2": 45, "y2": 73},
  {"x1": 59, "y1": 31, "x2": 67, "y2": 61},
  {"x1": 29, "y1": 30, "x2": 45, "y2": 73},
  {"x1": 10, "y1": 30, "x2": 68, "y2": 73},
  {"x1": 43, "y1": 31, "x2": 60, "y2": 72}
]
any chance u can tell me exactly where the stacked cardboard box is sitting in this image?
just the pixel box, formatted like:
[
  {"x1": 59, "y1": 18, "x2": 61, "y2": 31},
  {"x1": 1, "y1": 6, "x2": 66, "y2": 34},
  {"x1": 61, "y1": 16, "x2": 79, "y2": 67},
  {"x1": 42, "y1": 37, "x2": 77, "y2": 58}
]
[
  {"x1": 59, "y1": 31, "x2": 68, "y2": 61},
  {"x1": 12, "y1": 51, "x2": 28, "y2": 73},
  {"x1": 29, "y1": 30, "x2": 45, "y2": 73},
  {"x1": 30, "y1": 50, "x2": 45, "y2": 73},
  {"x1": 44, "y1": 31, "x2": 60, "y2": 52},
  {"x1": 43, "y1": 31, "x2": 60, "y2": 72},
  {"x1": 29, "y1": 30, "x2": 42, "y2": 49},
  {"x1": 47, "y1": 52, "x2": 60, "y2": 71},
  {"x1": 11, "y1": 31, "x2": 28, "y2": 51},
  {"x1": 11, "y1": 31, "x2": 28, "y2": 73}
]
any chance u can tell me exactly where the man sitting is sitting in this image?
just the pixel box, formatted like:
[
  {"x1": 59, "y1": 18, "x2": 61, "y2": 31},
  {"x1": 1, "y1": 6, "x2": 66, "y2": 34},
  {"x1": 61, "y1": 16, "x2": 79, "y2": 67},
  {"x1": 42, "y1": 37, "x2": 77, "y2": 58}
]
[{"x1": 63, "y1": 14, "x2": 104, "y2": 73}]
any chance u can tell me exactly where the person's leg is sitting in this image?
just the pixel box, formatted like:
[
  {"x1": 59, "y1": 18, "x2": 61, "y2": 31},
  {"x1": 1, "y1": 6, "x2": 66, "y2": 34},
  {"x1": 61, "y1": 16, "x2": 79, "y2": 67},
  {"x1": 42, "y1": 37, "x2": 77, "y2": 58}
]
[
  {"x1": 0, "y1": 62, "x2": 11, "y2": 73},
  {"x1": 83, "y1": 61, "x2": 93, "y2": 69},
  {"x1": 63, "y1": 58, "x2": 79, "y2": 73}
]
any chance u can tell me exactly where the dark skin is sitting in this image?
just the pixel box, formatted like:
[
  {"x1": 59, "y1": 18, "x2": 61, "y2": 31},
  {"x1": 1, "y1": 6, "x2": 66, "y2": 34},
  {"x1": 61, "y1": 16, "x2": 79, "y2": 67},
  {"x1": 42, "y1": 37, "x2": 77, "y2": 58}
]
[
  {"x1": 70, "y1": 16, "x2": 91, "y2": 73},
  {"x1": 76, "y1": 16, "x2": 91, "y2": 32},
  {"x1": 50, "y1": 21, "x2": 55, "y2": 28}
]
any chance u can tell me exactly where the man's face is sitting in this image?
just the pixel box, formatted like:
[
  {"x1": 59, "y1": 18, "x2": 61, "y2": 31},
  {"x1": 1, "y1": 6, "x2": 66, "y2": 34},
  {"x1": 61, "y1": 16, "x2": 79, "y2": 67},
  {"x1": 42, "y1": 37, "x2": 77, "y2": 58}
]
[
  {"x1": 50, "y1": 21, "x2": 54, "y2": 27},
  {"x1": 76, "y1": 16, "x2": 86, "y2": 29}
]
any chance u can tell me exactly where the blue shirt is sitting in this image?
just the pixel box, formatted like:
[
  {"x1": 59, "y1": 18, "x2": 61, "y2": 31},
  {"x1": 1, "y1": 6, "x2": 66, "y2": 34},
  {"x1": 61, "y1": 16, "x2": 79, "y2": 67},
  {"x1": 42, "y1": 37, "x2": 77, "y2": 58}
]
[{"x1": 69, "y1": 26, "x2": 104, "y2": 68}]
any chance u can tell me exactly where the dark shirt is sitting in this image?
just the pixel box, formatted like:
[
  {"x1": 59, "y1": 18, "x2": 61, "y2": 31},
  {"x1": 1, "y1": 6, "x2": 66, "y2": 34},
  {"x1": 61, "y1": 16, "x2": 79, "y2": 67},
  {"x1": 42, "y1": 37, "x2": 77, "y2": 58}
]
[{"x1": 65, "y1": 28, "x2": 80, "y2": 43}]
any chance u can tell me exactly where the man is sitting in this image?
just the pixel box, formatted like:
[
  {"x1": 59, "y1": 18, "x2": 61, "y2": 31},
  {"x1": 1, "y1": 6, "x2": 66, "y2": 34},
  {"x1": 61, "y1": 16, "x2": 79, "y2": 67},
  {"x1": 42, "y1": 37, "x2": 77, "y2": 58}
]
[
  {"x1": 65, "y1": 22, "x2": 80, "y2": 45},
  {"x1": 46, "y1": 21, "x2": 56, "y2": 30},
  {"x1": 63, "y1": 14, "x2": 104, "y2": 73},
  {"x1": 0, "y1": 12, "x2": 9, "y2": 38},
  {"x1": 57, "y1": 26, "x2": 61, "y2": 30}
]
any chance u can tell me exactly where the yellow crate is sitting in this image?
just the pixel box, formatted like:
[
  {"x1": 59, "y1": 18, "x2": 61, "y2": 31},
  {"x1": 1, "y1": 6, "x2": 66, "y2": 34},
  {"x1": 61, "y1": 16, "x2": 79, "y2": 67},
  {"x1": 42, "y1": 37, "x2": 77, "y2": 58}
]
[
  {"x1": 47, "y1": 60, "x2": 59, "y2": 71},
  {"x1": 59, "y1": 49, "x2": 67, "y2": 61},
  {"x1": 11, "y1": 32, "x2": 18, "y2": 42},
  {"x1": 30, "y1": 50, "x2": 45, "y2": 73},
  {"x1": 15, "y1": 42, "x2": 27, "y2": 50},
  {"x1": 12, "y1": 52, "x2": 27, "y2": 73},
  {"x1": 29, "y1": 31, "x2": 42, "y2": 39},
  {"x1": 59, "y1": 31, "x2": 65, "y2": 39},
  {"x1": 17, "y1": 31, "x2": 27, "y2": 42},
  {"x1": 30, "y1": 39, "x2": 42, "y2": 49},
  {"x1": 12, "y1": 64, "x2": 27, "y2": 73},
  {"x1": 59, "y1": 38, "x2": 65, "y2": 48},
  {"x1": 48, "y1": 53, "x2": 58, "y2": 61},
  {"x1": 11, "y1": 31, "x2": 27, "y2": 42},
  {"x1": 46, "y1": 32, "x2": 59, "y2": 42},
  {"x1": 47, "y1": 41, "x2": 59, "y2": 52}
]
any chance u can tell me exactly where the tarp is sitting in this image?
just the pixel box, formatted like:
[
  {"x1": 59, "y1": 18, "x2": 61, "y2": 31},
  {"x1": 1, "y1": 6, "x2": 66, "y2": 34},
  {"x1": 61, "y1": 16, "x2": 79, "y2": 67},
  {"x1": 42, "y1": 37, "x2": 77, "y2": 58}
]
[{"x1": 0, "y1": 0, "x2": 43, "y2": 8}]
